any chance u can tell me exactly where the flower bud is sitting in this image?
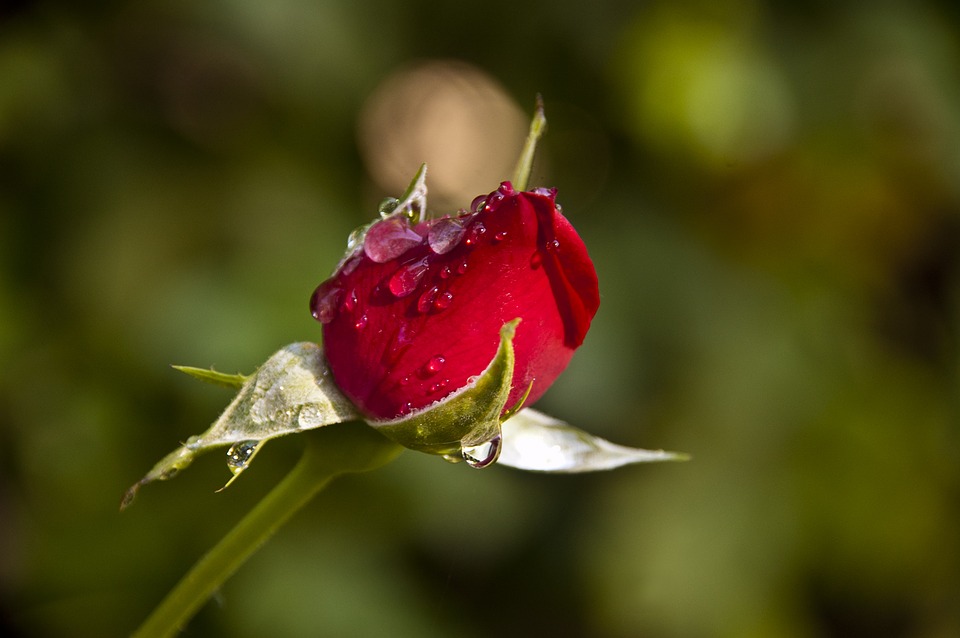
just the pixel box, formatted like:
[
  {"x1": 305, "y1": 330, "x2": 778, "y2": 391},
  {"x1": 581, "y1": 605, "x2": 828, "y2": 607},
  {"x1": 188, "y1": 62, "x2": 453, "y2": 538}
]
[{"x1": 311, "y1": 181, "x2": 600, "y2": 423}]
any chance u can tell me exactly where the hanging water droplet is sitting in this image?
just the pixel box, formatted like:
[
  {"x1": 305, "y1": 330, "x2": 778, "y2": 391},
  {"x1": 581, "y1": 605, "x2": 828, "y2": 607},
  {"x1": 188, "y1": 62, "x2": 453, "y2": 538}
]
[
  {"x1": 310, "y1": 281, "x2": 342, "y2": 324},
  {"x1": 470, "y1": 194, "x2": 487, "y2": 213},
  {"x1": 388, "y1": 257, "x2": 430, "y2": 297},
  {"x1": 378, "y1": 197, "x2": 400, "y2": 217},
  {"x1": 354, "y1": 314, "x2": 368, "y2": 330},
  {"x1": 424, "y1": 355, "x2": 445, "y2": 375},
  {"x1": 442, "y1": 453, "x2": 464, "y2": 464},
  {"x1": 464, "y1": 222, "x2": 486, "y2": 246},
  {"x1": 433, "y1": 291, "x2": 453, "y2": 310},
  {"x1": 226, "y1": 440, "x2": 263, "y2": 474},
  {"x1": 427, "y1": 217, "x2": 465, "y2": 255},
  {"x1": 417, "y1": 286, "x2": 439, "y2": 313},
  {"x1": 364, "y1": 218, "x2": 424, "y2": 263},
  {"x1": 462, "y1": 435, "x2": 501, "y2": 468}
]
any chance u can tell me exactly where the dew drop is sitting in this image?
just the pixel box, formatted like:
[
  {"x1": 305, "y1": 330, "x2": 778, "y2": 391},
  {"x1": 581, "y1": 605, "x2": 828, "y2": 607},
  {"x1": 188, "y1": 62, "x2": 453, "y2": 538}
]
[
  {"x1": 530, "y1": 251, "x2": 542, "y2": 269},
  {"x1": 493, "y1": 231, "x2": 508, "y2": 242},
  {"x1": 388, "y1": 257, "x2": 430, "y2": 297},
  {"x1": 417, "y1": 286, "x2": 439, "y2": 313},
  {"x1": 378, "y1": 197, "x2": 400, "y2": 217},
  {"x1": 310, "y1": 281, "x2": 342, "y2": 324},
  {"x1": 400, "y1": 375, "x2": 411, "y2": 386},
  {"x1": 364, "y1": 217, "x2": 424, "y2": 263},
  {"x1": 545, "y1": 238, "x2": 560, "y2": 251},
  {"x1": 457, "y1": 259, "x2": 468, "y2": 275},
  {"x1": 464, "y1": 222, "x2": 486, "y2": 246},
  {"x1": 226, "y1": 440, "x2": 263, "y2": 474},
  {"x1": 340, "y1": 255, "x2": 362, "y2": 276},
  {"x1": 342, "y1": 288, "x2": 358, "y2": 312},
  {"x1": 354, "y1": 314, "x2": 368, "y2": 330},
  {"x1": 424, "y1": 355, "x2": 445, "y2": 375},
  {"x1": 428, "y1": 217, "x2": 466, "y2": 254},
  {"x1": 442, "y1": 453, "x2": 464, "y2": 464},
  {"x1": 484, "y1": 190, "x2": 505, "y2": 211},
  {"x1": 462, "y1": 435, "x2": 501, "y2": 469},
  {"x1": 470, "y1": 194, "x2": 487, "y2": 213},
  {"x1": 439, "y1": 265, "x2": 452, "y2": 279},
  {"x1": 433, "y1": 291, "x2": 454, "y2": 310}
]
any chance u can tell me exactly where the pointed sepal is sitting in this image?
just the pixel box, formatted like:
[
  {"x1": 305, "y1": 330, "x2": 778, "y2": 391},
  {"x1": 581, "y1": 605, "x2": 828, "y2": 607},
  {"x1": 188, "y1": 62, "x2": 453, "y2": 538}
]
[{"x1": 497, "y1": 408, "x2": 690, "y2": 472}]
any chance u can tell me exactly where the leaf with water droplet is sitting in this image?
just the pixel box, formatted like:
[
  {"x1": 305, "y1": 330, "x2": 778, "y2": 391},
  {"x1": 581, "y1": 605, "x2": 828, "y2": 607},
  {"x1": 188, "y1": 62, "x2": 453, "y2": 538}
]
[
  {"x1": 122, "y1": 343, "x2": 361, "y2": 508},
  {"x1": 497, "y1": 409, "x2": 689, "y2": 473}
]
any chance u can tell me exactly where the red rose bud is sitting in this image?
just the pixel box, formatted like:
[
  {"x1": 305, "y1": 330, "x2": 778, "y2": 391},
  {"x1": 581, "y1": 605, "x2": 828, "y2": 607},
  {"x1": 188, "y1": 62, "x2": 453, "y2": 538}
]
[{"x1": 310, "y1": 181, "x2": 600, "y2": 426}]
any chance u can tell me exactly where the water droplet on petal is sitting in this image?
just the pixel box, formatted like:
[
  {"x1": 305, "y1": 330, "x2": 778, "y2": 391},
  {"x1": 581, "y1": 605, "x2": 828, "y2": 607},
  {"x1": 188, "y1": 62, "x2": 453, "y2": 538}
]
[
  {"x1": 424, "y1": 355, "x2": 445, "y2": 375},
  {"x1": 226, "y1": 440, "x2": 263, "y2": 474},
  {"x1": 457, "y1": 259, "x2": 468, "y2": 275},
  {"x1": 364, "y1": 218, "x2": 424, "y2": 263},
  {"x1": 340, "y1": 255, "x2": 362, "y2": 276},
  {"x1": 428, "y1": 217, "x2": 465, "y2": 254},
  {"x1": 342, "y1": 288, "x2": 358, "y2": 312},
  {"x1": 354, "y1": 314, "x2": 368, "y2": 330},
  {"x1": 310, "y1": 281, "x2": 342, "y2": 324},
  {"x1": 439, "y1": 266, "x2": 452, "y2": 279},
  {"x1": 433, "y1": 291, "x2": 453, "y2": 310},
  {"x1": 484, "y1": 188, "x2": 507, "y2": 211},
  {"x1": 530, "y1": 251, "x2": 543, "y2": 269},
  {"x1": 462, "y1": 435, "x2": 501, "y2": 468},
  {"x1": 470, "y1": 195, "x2": 487, "y2": 213},
  {"x1": 493, "y1": 231, "x2": 508, "y2": 242},
  {"x1": 388, "y1": 257, "x2": 430, "y2": 297},
  {"x1": 545, "y1": 238, "x2": 560, "y2": 251},
  {"x1": 417, "y1": 286, "x2": 438, "y2": 313},
  {"x1": 464, "y1": 222, "x2": 486, "y2": 246}
]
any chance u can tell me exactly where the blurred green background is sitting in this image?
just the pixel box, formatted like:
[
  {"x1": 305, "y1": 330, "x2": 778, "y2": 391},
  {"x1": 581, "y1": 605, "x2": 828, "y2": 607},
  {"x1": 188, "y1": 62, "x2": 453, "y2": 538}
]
[{"x1": 2, "y1": 0, "x2": 959, "y2": 636}]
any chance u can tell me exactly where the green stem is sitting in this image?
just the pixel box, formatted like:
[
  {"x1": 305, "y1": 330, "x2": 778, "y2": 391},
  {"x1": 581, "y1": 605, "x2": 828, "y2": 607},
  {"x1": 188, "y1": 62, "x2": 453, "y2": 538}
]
[
  {"x1": 132, "y1": 423, "x2": 402, "y2": 638},
  {"x1": 511, "y1": 95, "x2": 547, "y2": 192}
]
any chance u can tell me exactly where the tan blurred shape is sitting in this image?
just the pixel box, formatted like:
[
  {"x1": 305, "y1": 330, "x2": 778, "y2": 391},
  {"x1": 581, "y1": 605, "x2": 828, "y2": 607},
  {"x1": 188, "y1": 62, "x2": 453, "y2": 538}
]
[{"x1": 358, "y1": 60, "x2": 527, "y2": 211}]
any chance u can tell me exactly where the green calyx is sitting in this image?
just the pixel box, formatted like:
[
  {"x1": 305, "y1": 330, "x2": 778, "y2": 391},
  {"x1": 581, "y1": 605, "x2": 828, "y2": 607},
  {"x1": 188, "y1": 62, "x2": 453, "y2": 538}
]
[{"x1": 369, "y1": 319, "x2": 522, "y2": 461}]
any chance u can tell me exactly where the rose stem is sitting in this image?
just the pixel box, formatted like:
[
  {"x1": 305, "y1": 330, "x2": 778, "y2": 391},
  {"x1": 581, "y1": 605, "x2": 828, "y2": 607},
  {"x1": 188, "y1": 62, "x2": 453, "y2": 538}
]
[
  {"x1": 131, "y1": 423, "x2": 402, "y2": 638},
  {"x1": 511, "y1": 94, "x2": 547, "y2": 192}
]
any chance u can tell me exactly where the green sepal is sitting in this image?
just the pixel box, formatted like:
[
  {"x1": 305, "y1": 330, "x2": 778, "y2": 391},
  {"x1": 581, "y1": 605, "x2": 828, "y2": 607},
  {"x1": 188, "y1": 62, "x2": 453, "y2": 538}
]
[
  {"x1": 123, "y1": 342, "x2": 361, "y2": 508},
  {"x1": 171, "y1": 365, "x2": 248, "y2": 389},
  {"x1": 369, "y1": 319, "x2": 520, "y2": 458}
]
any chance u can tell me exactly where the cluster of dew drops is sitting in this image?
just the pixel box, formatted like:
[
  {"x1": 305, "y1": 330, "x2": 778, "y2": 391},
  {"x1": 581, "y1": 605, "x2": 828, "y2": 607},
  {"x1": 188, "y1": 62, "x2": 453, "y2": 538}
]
[
  {"x1": 311, "y1": 184, "x2": 522, "y2": 328},
  {"x1": 311, "y1": 183, "x2": 561, "y2": 333}
]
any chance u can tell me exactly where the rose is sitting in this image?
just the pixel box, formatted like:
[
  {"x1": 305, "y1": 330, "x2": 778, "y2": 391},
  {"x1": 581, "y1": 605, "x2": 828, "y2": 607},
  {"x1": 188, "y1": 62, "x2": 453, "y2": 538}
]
[{"x1": 310, "y1": 180, "x2": 600, "y2": 431}]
